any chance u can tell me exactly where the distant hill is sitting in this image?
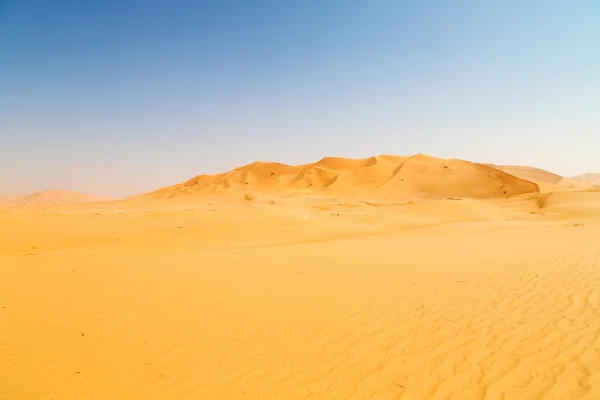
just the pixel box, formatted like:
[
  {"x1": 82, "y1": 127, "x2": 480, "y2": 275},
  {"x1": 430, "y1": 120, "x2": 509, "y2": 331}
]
[
  {"x1": 0, "y1": 190, "x2": 109, "y2": 207},
  {"x1": 571, "y1": 173, "x2": 600, "y2": 186},
  {"x1": 0, "y1": 195, "x2": 26, "y2": 206}
]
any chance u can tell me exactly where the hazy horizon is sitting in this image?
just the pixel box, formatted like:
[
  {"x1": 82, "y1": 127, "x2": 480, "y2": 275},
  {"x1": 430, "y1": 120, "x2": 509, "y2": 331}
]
[{"x1": 2, "y1": 1, "x2": 599, "y2": 198}]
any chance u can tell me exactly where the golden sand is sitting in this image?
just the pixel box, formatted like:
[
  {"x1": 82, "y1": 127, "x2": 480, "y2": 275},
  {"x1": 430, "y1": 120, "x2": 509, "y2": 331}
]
[{"x1": 1, "y1": 155, "x2": 599, "y2": 399}]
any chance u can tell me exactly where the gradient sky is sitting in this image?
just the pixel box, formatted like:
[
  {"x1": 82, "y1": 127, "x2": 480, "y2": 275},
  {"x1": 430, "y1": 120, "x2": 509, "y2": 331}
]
[{"x1": 1, "y1": 0, "x2": 599, "y2": 198}]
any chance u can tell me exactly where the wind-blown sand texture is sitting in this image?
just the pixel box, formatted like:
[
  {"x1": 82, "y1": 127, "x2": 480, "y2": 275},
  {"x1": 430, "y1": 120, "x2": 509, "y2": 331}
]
[{"x1": 2, "y1": 155, "x2": 599, "y2": 399}]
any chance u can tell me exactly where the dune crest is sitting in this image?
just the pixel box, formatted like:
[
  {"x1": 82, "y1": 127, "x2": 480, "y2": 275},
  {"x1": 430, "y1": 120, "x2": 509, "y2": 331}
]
[{"x1": 142, "y1": 154, "x2": 540, "y2": 202}]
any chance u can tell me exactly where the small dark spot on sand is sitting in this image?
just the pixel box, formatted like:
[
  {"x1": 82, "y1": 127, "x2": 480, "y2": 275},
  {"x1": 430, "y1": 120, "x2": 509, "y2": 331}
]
[
  {"x1": 75, "y1": 371, "x2": 81, "y2": 374},
  {"x1": 80, "y1": 332, "x2": 85, "y2": 337},
  {"x1": 392, "y1": 378, "x2": 404, "y2": 388}
]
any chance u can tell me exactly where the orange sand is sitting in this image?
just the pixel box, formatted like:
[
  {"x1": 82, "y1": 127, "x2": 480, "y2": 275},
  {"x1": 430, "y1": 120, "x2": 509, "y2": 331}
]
[{"x1": 1, "y1": 155, "x2": 600, "y2": 399}]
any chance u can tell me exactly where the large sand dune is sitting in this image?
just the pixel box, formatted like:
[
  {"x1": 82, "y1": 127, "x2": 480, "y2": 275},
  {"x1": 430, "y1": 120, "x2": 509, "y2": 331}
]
[
  {"x1": 144, "y1": 154, "x2": 540, "y2": 202},
  {"x1": 1, "y1": 155, "x2": 599, "y2": 399}
]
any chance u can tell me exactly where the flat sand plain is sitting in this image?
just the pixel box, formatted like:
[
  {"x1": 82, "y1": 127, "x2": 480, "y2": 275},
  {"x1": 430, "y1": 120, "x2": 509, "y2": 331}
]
[{"x1": 1, "y1": 191, "x2": 600, "y2": 400}]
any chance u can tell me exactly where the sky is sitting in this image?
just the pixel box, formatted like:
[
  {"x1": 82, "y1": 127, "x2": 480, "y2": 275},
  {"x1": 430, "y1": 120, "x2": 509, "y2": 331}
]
[{"x1": 1, "y1": 0, "x2": 599, "y2": 198}]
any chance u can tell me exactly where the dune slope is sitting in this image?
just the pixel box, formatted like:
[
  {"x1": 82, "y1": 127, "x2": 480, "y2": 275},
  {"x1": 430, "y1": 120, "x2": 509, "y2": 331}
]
[
  {"x1": 489, "y1": 164, "x2": 595, "y2": 192},
  {"x1": 539, "y1": 189, "x2": 600, "y2": 218},
  {"x1": 142, "y1": 154, "x2": 540, "y2": 202}
]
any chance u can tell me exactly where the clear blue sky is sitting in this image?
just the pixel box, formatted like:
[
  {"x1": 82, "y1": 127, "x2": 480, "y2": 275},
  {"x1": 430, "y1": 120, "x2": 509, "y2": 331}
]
[{"x1": 1, "y1": 0, "x2": 599, "y2": 197}]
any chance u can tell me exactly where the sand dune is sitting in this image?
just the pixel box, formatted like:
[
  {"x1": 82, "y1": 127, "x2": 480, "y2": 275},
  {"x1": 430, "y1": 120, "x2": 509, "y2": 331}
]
[
  {"x1": 0, "y1": 194, "x2": 25, "y2": 206},
  {"x1": 0, "y1": 190, "x2": 109, "y2": 207},
  {"x1": 2, "y1": 154, "x2": 600, "y2": 399},
  {"x1": 143, "y1": 154, "x2": 540, "y2": 202},
  {"x1": 487, "y1": 164, "x2": 563, "y2": 184},
  {"x1": 572, "y1": 172, "x2": 600, "y2": 186},
  {"x1": 488, "y1": 164, "x2": 595, "y2": 192},
  {"x1": 538, "y1": 189, "x2": 600, "y2": 218}
]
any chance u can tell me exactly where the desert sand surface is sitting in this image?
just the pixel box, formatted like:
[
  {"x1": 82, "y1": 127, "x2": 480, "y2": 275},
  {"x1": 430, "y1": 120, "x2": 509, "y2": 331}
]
[{"x1": 2, "y1": 155, "x2": 600, "y2": 399}]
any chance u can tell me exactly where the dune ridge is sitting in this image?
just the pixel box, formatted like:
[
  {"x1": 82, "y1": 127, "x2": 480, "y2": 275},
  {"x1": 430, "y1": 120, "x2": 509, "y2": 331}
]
[{"x1": 143, "y1": 154, "x2": 540, "y2": 202}]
